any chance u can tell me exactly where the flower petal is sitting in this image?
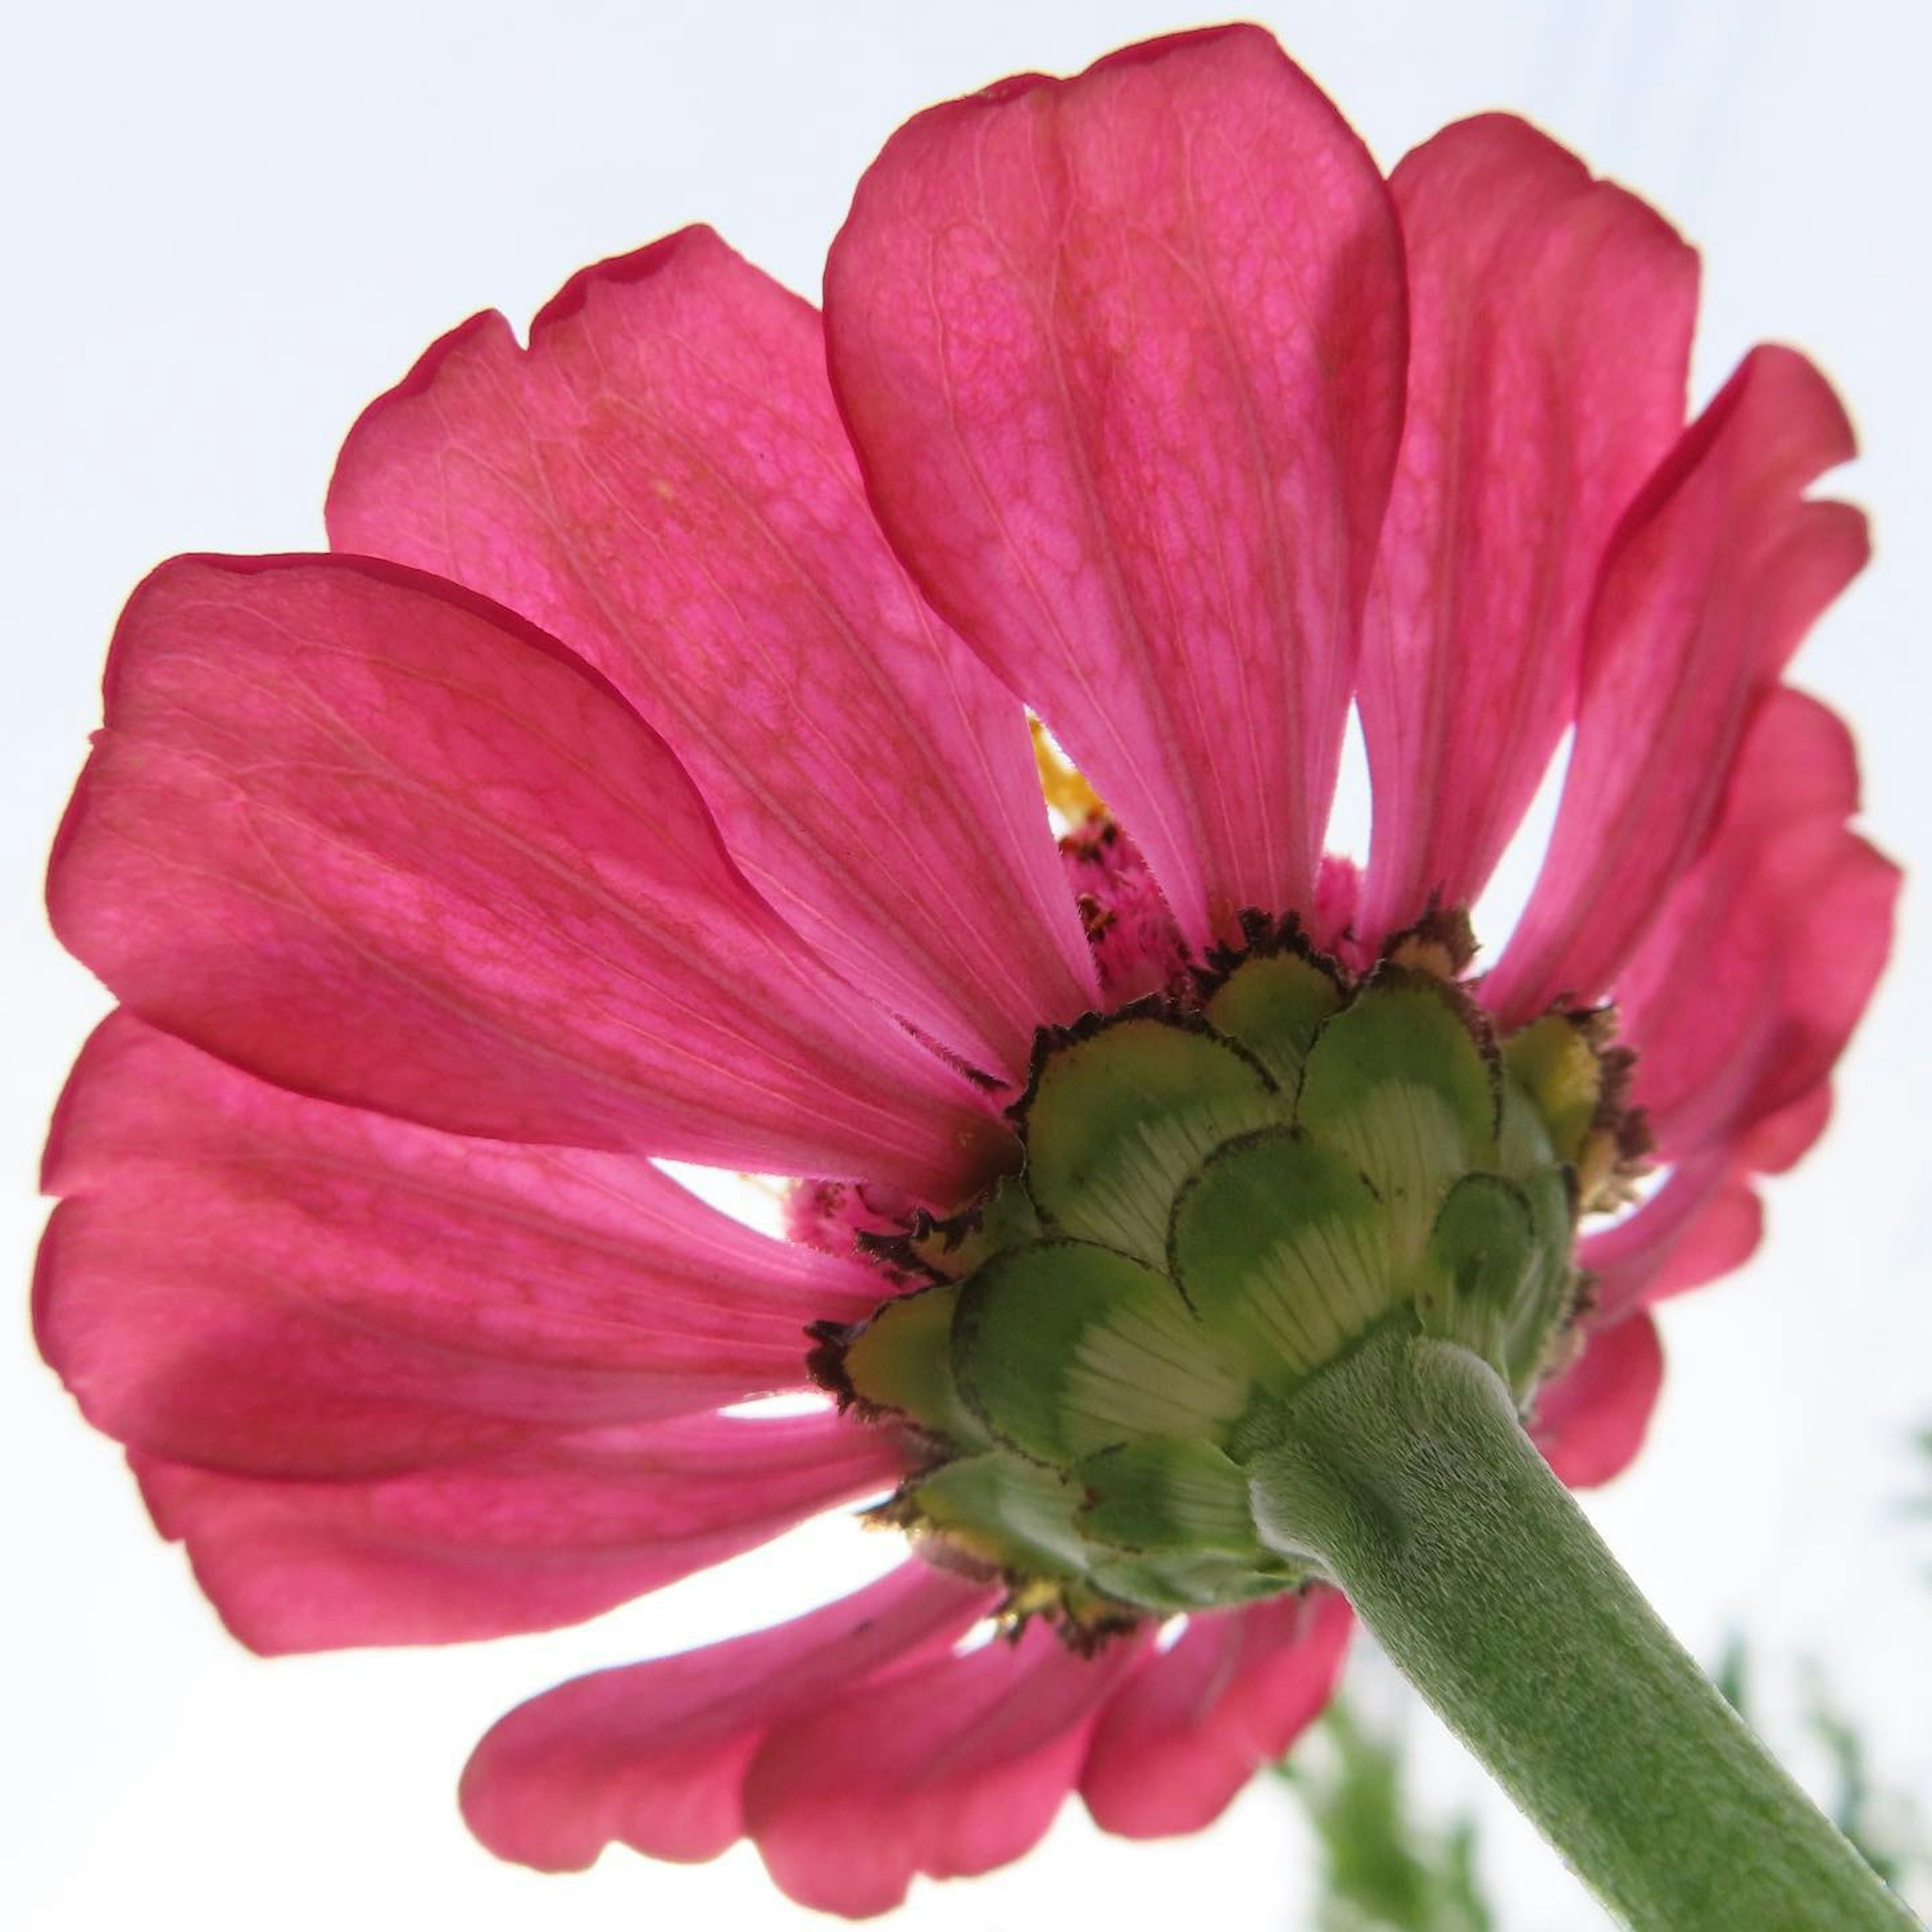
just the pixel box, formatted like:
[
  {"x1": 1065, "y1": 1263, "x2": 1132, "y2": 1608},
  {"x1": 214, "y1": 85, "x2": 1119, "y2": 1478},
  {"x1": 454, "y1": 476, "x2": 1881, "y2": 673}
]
[
  {"x1": 1617, "y1": 687, "x2": 1898, "y2": 1159},
  {"x1": 1741, "y1": 1081, "x2": 1834, "y2": 1173},
  {"x1": 329, "y1": 228, "x2": 1094, "y2": 1081},
  {"x1": 1486, "y1": 348, "x2": 1865, "y2": 1023},
  {"x1": 460, "y1": 1562, "x2": 994, "y2": 1873},
  {"x1": 37, "y1": 1014, "x2": 889, "y2": 1475},
  {"x1": 132, "y1": 1412, "x2": 898, "y2": 1652},
  {"x1": 1582, "y1": 1156, "x2": 1763, "y2": 1326},
  {"x1": 48, "y1": 554, "x2": 1008, "y2": 1199},
  {"x1": 1574, "y1": 688, "x2": 1894, "y2": 1322},
  {"x1": 1080, "y1": 1588, "x2": 1350, "y2": 1838},
  {"x1": 825, "y1": 25, "x2": 1406, "y2": 945},
  {"x1": 1532, "y1": 1311, "x2": 1664, "y2": 1489},
  {"x1": 1358, "y1": 116, "x2": 1697, "y2": 941},
  {"x1": 745, "y1": 1621, "x2": 1146, "y2": 1916}
]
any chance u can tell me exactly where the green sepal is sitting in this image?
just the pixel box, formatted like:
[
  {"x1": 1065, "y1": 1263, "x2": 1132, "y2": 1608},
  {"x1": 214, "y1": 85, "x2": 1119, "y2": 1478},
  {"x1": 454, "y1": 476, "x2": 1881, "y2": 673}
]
[
  {"x1": 1296, "y1": 971, "x2": 1500, "y2": 1246},
  {"x1": 901, "y1": 1450, "x2": 1093, "y2": 1579},
  {"x1": 1089, "y1": 1548, "x2": 1311, "y2": 1613},
  {"x1": 1203, "y1": 947, "x2": 1345, "y2": 1087},
  {"x1": 952, "y1": 1237, "x2": 1249, "y2": 1464},
  {"x1": 1071, "y1": 1436, "x2": 1265, "y2": 1557},
  {"x1": 1496, "y1": 1072, "x2": 1561, "y2": 1180},
  {"x1": 878, "y1": 1175, "x2": 1042, "y2": 1283},
  {"x1": 1018, "y1": 1011, "x2": 1281, "y2": 1263},
  {"x1": 1416, "y1": 1172, "x2": 1538, "y2": 1369},
  {"x1": 1500, "y1": 1165, "x2": 1582, "y2": 1396},
  {"x1": 836, "y1": 1279, "x2": 986, "y2": 1445},
  {"x1": 1168, "y1": 1125, "x2": 1401, "y2": 1391},
  {"x1": 1501, "y1": 1014, "x2": 1605, "y2": 1166}
]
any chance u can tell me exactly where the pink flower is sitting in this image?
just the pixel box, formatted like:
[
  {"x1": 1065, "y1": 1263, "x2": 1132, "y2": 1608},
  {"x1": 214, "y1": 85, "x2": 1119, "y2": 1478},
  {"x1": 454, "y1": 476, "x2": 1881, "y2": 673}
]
[{"x1": 38, "y1": 24, "x2": 1895, "y2": 1920}]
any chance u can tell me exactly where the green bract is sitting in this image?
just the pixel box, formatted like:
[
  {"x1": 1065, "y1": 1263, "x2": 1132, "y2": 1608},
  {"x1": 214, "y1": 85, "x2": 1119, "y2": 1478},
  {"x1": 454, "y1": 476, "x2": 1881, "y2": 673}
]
[{"x1": 813, "y1": 926, "x2": 1632, "y2": 1639}]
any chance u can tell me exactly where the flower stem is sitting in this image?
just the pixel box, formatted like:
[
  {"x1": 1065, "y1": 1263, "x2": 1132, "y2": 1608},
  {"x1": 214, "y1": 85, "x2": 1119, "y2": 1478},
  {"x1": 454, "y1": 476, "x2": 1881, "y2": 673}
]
[{"x1": 1248, "y1": 1330, "x2": 1918, "y2": 1931}]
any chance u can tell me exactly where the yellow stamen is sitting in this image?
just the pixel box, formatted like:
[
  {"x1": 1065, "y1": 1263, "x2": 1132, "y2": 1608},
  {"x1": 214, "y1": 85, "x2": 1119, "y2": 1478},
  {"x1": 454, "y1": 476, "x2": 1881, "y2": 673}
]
[{"x1": 1030, "y1": 715, "x2": 1104, "y2": 821}]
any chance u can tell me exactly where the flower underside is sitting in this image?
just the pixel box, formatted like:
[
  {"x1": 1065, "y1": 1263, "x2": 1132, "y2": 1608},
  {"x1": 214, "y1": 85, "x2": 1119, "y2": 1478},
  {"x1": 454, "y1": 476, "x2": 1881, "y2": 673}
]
[{"x1": 810, "y1": 904, "x2": 1647, "y2": 1647}]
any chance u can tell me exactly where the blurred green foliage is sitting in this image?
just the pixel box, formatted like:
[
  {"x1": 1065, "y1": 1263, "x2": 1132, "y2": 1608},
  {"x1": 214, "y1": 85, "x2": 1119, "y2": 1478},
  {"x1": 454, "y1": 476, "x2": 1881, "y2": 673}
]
[{"x1": 1279, "y1": 1702, "x2": 1493, "y2": 1932}]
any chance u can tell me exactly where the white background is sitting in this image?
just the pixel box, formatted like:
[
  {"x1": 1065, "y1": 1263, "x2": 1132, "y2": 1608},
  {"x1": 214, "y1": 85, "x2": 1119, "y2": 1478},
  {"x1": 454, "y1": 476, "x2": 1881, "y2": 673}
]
[{"x1": 6, "y1": 3, "x2": 1928, "y2": 1927}]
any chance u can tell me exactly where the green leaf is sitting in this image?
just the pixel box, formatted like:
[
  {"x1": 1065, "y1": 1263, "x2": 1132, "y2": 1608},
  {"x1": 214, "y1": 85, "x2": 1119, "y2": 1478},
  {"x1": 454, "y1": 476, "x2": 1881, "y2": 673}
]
[{"x1": 1284, "y1": 1698, "x2": 1496, "y2": 1932}]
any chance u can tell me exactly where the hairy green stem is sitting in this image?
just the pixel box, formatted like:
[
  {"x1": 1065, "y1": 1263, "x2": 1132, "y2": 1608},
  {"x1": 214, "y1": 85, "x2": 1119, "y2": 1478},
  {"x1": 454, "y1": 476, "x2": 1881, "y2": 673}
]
[{"x1": 1249, "y1": 1331, "x2": 1918, "y2": 1931}]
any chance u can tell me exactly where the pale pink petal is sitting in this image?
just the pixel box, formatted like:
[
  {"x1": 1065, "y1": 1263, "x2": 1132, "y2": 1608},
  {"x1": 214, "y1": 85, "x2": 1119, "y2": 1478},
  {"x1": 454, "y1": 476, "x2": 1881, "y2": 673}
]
[
  {"x1": 1359, "y1": 116, "x2": 1697, "y2": 941},
  {"x1": 1310, "y1": 852, "x2": 1365, "y2": 966},
  {"x1": 826, "y1": 25, "x2": 1406, "y2": 946},
  {"x1": 1486, "y1": 348, "x2": 1866, "y2": 1023},
  {"x1": 1533, "y1": 1312, "x2": 1664, "y2": 1489},
  {"x1": 132, "y1": 1412, "x2": 899, "y2": 1652},
  {"x1": 745, "y1": 1621, "x2": 1147, "y2": 1916},
  {"x1": 329, "y1": 228, "x2": 1093, "y2": 1081},
  {"x1": 1081, "y1": 1588, "x2": 1350, "y2": 1838},
  {"x1": 38, "y1": 1014, "x2": 888, "y2": 1475},
  {"x1": 461, "y1": 1562, "x2": 994, "y2": 1872},
  {"x1": 48, "y1": 555, "x2": 1008, "y2": 1199},
  {"x1": 1057, "y1": 817, "x2": 1189, "y2": 1002}
]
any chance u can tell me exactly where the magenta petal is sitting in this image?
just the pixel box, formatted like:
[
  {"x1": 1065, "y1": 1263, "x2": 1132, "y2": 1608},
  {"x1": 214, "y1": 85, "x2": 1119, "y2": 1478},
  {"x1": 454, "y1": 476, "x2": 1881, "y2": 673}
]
[
  {"x1": 328, "y1": 229, "x2": 1094, "y2": 1081},
  {"x1": 1740, "y1": 1081, "x2": 1835, "y2": 1174},
  {"x1": 1569, "y1": 686, "x2": 1895, "y2": 1322},
  {"x1": 1581, "y1": 1156, "x2": 1763, "y2": 1325},
  {"x1": 1359, "y1": 116, "x2": 1697, "y2": 942},
  {"x1": 1615, "y1": 687, "x2": 1899, "y2": 1159},
  {"x1": 37, "y1": 1013, "x2": 892, "y2": 1474},
  {"x1": 744, "y1": 1621, "x2": 1146, "y2": 1916},
  {"x1": 1533, "y1": 1312, "x2": 1664, "y2": 1489},
  {"x1": 133, "y1": 1411, "x2": 898, "y2": 1652},
  {"x1": 460, "y1": 1562, "x2": 994, "y2": 1873},
  {"x1": 1081, "y1": 1589, "x2": 1350, "y2": 1838},
  {"x1": 48, "y1": 554, "x2": 1008, "y2": 1198},
  {"x1": 826, "y1": 25, "x2": 1406, "y2": 945},
  {"x1": 1487, "y1": 348, "x2": 1866, "y2": 1022}
]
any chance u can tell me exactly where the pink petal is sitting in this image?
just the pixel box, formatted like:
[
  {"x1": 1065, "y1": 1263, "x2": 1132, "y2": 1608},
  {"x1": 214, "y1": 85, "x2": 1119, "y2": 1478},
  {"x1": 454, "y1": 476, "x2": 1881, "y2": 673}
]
[
  {"x1": 1486, "y1": 348, "x2": 1866, "y2": 1023},
  {"x1": 745, "y1": 1621, "x2": 1147, "y2": 1916},
  {"x1": 825, "y1": 25, "x2": 1406, "y2": 946},
  {"x1": 48, "y1": 554, "x2": 1009, "y2": 1200},
  {"x1": 1080, "y1": 1588, "x2": 1350, "y2": 1838},
  {"x1": 1575, "y1": 1148, "x2": 1777, "y2": 1333},
  {"x1": 1358, "y1": 116, "x2": 1697, "y2": 942},
  {"x1": 1573, "y1": 686, "x2": 1894, "y2": 1323},
  {"x1": 1310, "y1": 852, "x2": 1365, "y2": 966},
  {"x1": 38, "y1": 1014, "x2": 889, "y2": 1474},
  {"x1": 1582, "y1": 1156, "x2": 1764, "y2": 1325},
  {"x1": 1740, "y1": 1081, "x2": 1834, "y2": 1173},
  {"x1": 1623, "y1": 821, "x2": 1895, "y2": 1160},
  {"x1": 329, "y1": 228, "x2": 1093, "y2": 1082},
  {"x1": 1616, "y1": 687, "x2": 1898, "y2": 1159},
  {"x1": 1533, "y1": 1311, "x2": 1664, "y2": 1489},
  {"x1": 461, "y1": 1562, "x2": 994, "y2": 1873},
  {"x1": 132, "y1": 1412, "x2": 899, "y2": 1652}
]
